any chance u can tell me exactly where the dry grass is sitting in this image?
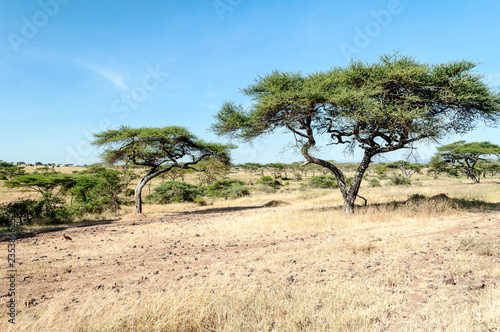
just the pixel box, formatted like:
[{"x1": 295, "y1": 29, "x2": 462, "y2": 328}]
[{"x1": 1, "y1": 170, "x2": 499, "y2": 331}]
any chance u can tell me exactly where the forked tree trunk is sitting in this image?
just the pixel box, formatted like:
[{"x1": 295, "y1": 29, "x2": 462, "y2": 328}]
[
  {"x1": 134, "y1": 165, "x2": 187, "y2": 214},
  {"x1": 134, "y1": 168, "x2": 159, "y2": 214},
  {"x1": 302, "y1": 144, "x2": 373, "y2": 214},
  {"x1": 340, "y1": 152, "x2": 373, "y2": 214}
]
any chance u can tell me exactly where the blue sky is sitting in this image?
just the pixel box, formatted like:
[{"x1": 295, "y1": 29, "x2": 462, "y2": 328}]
[{"x1": 1, "y1": 0, "x2": 499, "y2": 165}]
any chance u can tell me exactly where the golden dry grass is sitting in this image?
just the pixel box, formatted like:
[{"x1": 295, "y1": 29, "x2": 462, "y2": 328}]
[{"x1": 1, "y1": 170, "x2": 499, "y2": 331}]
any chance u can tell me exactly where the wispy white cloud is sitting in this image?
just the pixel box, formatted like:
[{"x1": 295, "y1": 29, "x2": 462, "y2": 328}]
[{"x1": 84, "y1": 64, "x2": 128, "y2": 90}]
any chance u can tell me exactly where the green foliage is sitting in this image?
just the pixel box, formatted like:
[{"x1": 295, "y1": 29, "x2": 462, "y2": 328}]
[
  {"x1": 5, "y1": 172, "x2": 76, "y2": 195},
  {"x1": 92, "y1": 126, "x2": 235, "y2": 213},
  {"x1": 308, "y1": 175, "x2": 339, "y2": 189},
  {"x1": 435, "y1": 141, "x2": 500, "y2": 183},
  {"x1": 146, "y1": 181, "x2": 202, "y2": 204},
  {"x1": 426, "y1": 155, "x2": 452, "y2": 178},
  {"x1": 257, "y1": 185, "x2": 278, "y2": 194},
  {"x1": 205, "y1": 179, "x2": 250, "y2": 199},
  {"x1": 238, "y1": 162, "x2": 264, "y2": 175},
  {"x1": 197, "y1": 158, "x2": 232, "y2": 185},
  {"x1": 212, "y1": 54, "x2": 499, "y2": 145},
  {"x1": 69, "y1": 167, "x2": 125, "y2": 216},
  {"x1": 211, "y1": 53, "x2": 499, "y2": 213},
  {"x1": 0, "y1": 161, "x2": 26, "y2": 180},
  {"x1": 265, "y1": 163, "x2": 286, "y2": 179},
  {"x1": 0, "y1": 199, "x2": 43, "y2": 226},
  {"x1": 125, "y1": 188, "x2": 135, "y2": 196},
  {"x1": 368, "y1": 178, "x2": 382, "y2": 187},
  {"x1": 194, "y1": 197, "x2": 207, "y2": 206},
  {"x1": 5, "y1": 172, "x2": 75, "y2": 223},
  {"x1": 388, "y1": 175, "x2": 411, "y2": 186},
  {"x1": 256, "y1": 176, "x2": 281, "y2": 189},
  {"x1": 386, "y1": 161, "x2": 424, "y2": 178},
  {"x1": 93, "y1": 126, "x2": 233, "y2": 168}
]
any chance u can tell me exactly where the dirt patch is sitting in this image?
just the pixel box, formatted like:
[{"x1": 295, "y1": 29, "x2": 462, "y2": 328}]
[
  {"x1": 2, "y1": 206, "x2": 499, "y2": 331},
  {"x1": 119, "y1": 213, "x2": 154, "y2": 221}
]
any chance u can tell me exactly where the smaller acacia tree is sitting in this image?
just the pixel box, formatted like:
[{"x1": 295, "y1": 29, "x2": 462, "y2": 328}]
[
  {"x1": 196, "y1": 157, "x2": 231, "y2": 186},
  {"x1": 434, "y1": 141, "x2": 500, "y2": 183},
  {"x1": 386, "y1": 160, "x2": 424, "y2": 179},
  {"x1": 5, "y1": 172, "x2": 75, "y2": 221},
  {"x1": 426, "y1": 156, "x2": 454, "y2": 179},
  {"x1": 70, "y1": 166, "x2": 126, "y2": 216},
  {"x1": 92, "y1": 126, "x2": 233, "y2": 213}
]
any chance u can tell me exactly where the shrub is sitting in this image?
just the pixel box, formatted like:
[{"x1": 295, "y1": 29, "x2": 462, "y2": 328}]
[
  {"x1": 293, "y1": 173, "x2": 302, "y2": 181},
  {"x1": 368, "y1": 179, "x2": 382, "y2": 187},
  {"x1": 194, "y1": 197, "x2": 207, "y2": 206},
  {"x1": 0, "y1": 199, "x2": 43, "y2": 226},
  {"x1": 257, "y1": 185, "x2": 277, "y2": 193},
  {"x1": 226, "y1": 184, "x2": 250, "y2": 199},
  {"x1": 125, "y1": 188, "x2": 135, "y2": 197},
  {"x1": 69, "y1": 170, "x2": 124, "y2": 216},
  {"x1": 388, "y1": 175, "x2": 411, "y2": 186},
  {"x1": 257, "y1": 176, "x2": 281, "y2": 189},
  {"x1": 146, "y1": 181, "x2": 202, "y2": 204},
  {"x1": 0, "y1": 197, "x2": 70, "y2": 226},
  {"x1": 205, "y1": 179, "x2": 250, "y2": 199},
  {"x1": 409, "y1": 193, "x2": 426, "y2": 201},
  {"x1": 308, "y1": 175, "x2": 338, "y2": 188}
]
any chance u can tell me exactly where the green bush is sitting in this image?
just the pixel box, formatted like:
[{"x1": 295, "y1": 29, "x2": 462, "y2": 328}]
[
  {"x1": 388, "y1": 175, "x2": 411, "y2": 186},
  {"x1": 146, "y1": 181, "x2": 202, "y2": 204},
  {"x1": 256, "y1": 176, "x2": 281, "y2": 189},
  {"x1": 227, "y1": 184, "x2": 250, "y2": 199},
  {"x1": 0, "y1": 199, "x2": 43, "y2": 226},
  {"x1": 69, "y1": 170, "x2": 124, "y2": 216},
  {"x1": 368, "y1": 179, "x2": 382, "y2": 187},
  {"x1": 194, "y1": 197, "x2": 207, "y2": 206},
  {"x1": 205, "y1": 179, "x2": 250, "y2": 199},
  {"x1": 308, "y1": 175, "x2": 338, "y2": 188},
  {"x1": 0, "y1": 196, "x2": 71, "y2": 226},
  {"x1": 257, "y1": 185, "x2": 278, "y2": 193},
  {"x1": 125, "y1": 188, "x2": 135, "y2": 197}
]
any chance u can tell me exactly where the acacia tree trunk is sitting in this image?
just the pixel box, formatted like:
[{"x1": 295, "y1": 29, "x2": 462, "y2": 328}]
[
  {"x1": 341, "y1": 151, "x2": 373, "y2": 214},
  {"x1": 470, "y1": 172, "x2": 480, "y2": 183},
  {"x1": 135, "y1": 180, "x2": 145, "y2": 214},
  {"x1": 133, "y1": 164, "x2": 196, "y2": 214},
  {"x1": 134, "y1": 168, "x2": 160, "y2": 214}
]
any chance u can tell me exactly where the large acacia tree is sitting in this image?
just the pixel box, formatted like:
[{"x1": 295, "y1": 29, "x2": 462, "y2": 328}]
[
  {"x1": 212, "y1": 54, "x2": 500, "y2": 213},
  {"x1": 92, "y1": 126, "x2": 233, "y2": 213}
]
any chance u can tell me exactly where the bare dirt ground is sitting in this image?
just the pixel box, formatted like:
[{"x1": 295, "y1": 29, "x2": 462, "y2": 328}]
[{"x1": 2, "y1": 201, "x2": 500, "y2": 331}]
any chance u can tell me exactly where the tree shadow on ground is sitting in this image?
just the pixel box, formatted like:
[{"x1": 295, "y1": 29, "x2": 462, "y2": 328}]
[
  {"x1": 173, "y1": 200, "x2": 290, "y2": 216},
  {"x1": 0, "y1": 219, "x2": 116, "y2": 242}
]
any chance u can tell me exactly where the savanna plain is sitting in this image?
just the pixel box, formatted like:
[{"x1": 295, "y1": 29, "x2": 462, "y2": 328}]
[{"x1": 1, "y1": 167, "x2": 499, "y2": 331}]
